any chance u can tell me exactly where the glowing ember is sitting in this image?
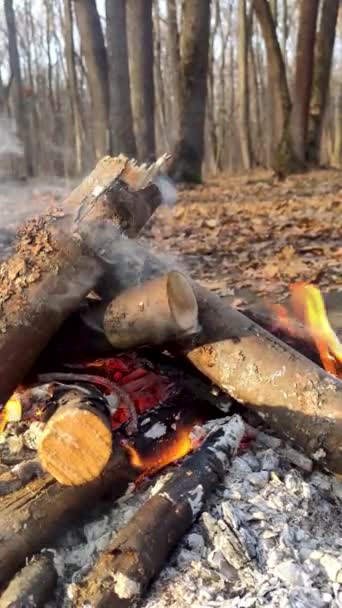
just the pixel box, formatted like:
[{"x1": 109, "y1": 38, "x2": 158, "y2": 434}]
[
  {"x1": 271, "y1": 283, "x2": 342, "y2": 379},
  {"x1": 123, "y1": 425, "x2": 194, "y2": 478},
  {"x1": 0, "y1": 394, "x2": 22, "y2": 432}
]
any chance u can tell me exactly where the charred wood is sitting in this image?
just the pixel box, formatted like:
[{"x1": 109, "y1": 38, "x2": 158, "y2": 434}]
[
  {"x1": 72, "y1": 415, "x2": 245, "y2": 608},
  {"x1": 0, "y1": 440, "x2": 136, "y2": 587},
  {"x1": 0, "y1": 553, "x2": 57, "y2": 608}
]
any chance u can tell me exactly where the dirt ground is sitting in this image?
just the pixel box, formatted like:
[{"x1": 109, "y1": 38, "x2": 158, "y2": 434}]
[{"x1": 145, "y1": 169, "x2": 342, "y2": 306}]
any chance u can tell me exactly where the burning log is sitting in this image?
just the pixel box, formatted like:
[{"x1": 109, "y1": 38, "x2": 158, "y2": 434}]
[
  {"x1": 103, "y1": 271, "x2": 199, "y2": 349},
  {"x1": 0, "y1": 553, "x2": 57, "y2": 608},
  {"x1": 37, "y1": 387, "x2": 113, "y2": 486},
  {"x1": 72, "y1": 415, "x2": 245, "y2": 608},
  {"x1": 96, "y1": 245, "x2": 342, "y2": 474},
  {"x1": 188, "y1": 284, "x2": 342, "y2": 474},
  {"x1": 0, "y1": 155, "x2": 163, "y2": 407}
]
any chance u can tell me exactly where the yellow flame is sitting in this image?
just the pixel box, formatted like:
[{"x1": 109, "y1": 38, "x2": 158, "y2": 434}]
[
  {"x1": 0, "y1": 395, "x2": 22, "y2": 432},
  {"x1": 290, "y1": 283, "x2": 342, "y2": 379}
]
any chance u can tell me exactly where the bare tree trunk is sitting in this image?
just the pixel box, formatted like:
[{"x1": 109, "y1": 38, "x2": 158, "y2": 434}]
[
  {"x1": 106, "y1": 0, "x2": 137, "y2": 157},
  {"x1": 290, "y1": 0, "x2": 319, "y2": 163},
  {"x1": 153, "y1": 1, "x2": 169, "y2": 152},
  {"x1": 307, "y1": 0, "x2": 339, "y2": 165},
  {"x1": 127, "y1": 0, "x2": 155, "y2": 161},
  {"x1": 169, "y1": 0, "x2": 211, "y2": 182},
  {"x1": 253, "y1": 0, "x2": 298, "y2": 176},
  {"x1": 74, "y1": 0, "x2": 109, "y2": 159},
  {"x1": 63, "y1": 0, "x2": 84, "y2": 174},
  {"x1": 4, "y1": 0, "x2": 32, "y2": 176},
  {"x1": 166, "y1": 0, "x2": 181, "y2": 140},
  {"x1": 238, "y1": 0, "x2": 253, "y2": 170}
]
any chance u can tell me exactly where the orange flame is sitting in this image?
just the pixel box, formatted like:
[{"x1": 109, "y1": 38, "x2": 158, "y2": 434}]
[
  {"x1": 271, "y1": 283, "x2": 342, "y2": 379},
  {"x1": 124, "y1": 425, "x2": 195, "y2": 479}
]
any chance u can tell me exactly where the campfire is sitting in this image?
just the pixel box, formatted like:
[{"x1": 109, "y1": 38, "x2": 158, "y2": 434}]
[{"x1": 0, "y1": 156, "x2": 341, "y2": 607}]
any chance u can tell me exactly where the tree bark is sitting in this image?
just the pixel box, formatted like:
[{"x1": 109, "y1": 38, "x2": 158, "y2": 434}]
[
  {"x1": 166, "y1": 0, "x2": 181, "y2": 140},
  {"x1": 290, "y1": 0, "x2": 320, "y2": 163},
  {"x1": 169, "y1": 0, "x2": 211, "y2": 182},
  {"x1": 63, "y1": 0, "x2": 84, "y2": 174},
  {"x1": 4, "y1": 0, "x2": 32, "y2": 176},
  {"x1": 253, "y1": 0, "x2": 298, "y2": 176},
  {"x1": 307, "y1": 0, "x2": 340, "y2": 164},
  {"x1": 72, "y1": 416, "x2": 245, "y2": 608},
  {"x1": 187, "y1": 283, "x2": 342, "y2": 475},
  {"x1": 126, "y1": 0, "x2": 155, "y2": 161},
  {"x1": 238, "y1": 0, "x2": 253, "y2": 170},
  {"x1": 106, "y1": 0, "x2": 137, "y2": 157},
  {"x1": 74, "y1": 0, "x2": 109, "y2": 159},
  {"x1": 0, "y1": 157, "x2": 161, "y2": 406}
]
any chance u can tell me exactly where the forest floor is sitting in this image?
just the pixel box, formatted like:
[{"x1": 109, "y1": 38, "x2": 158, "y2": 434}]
[
  {"x1": 0, "y1": 167, "x2": 341, "y2": 321},
  {"x1": 145, "y1": 168, "x2": 342, "y2": 307}
]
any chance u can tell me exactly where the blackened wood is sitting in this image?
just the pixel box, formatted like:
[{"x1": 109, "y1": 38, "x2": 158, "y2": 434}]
[
  {"x1": 0, "y1": 440, "x2": 136, "y2": 587},
  {"x1": 0, "y1": 157, "x2": 161, "y2": 407},
  {"x1": 0, "y1": 553, "x2": 57, "y2": 608},
  {"x1": 72, "y1": 415, "x2": 244, "y2": 608},
  {"x1": 0, "y1": 398, "x2": 201, "y2": 587}
]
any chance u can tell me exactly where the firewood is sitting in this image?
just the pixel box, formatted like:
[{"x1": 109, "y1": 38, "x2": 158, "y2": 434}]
[
  {"x1": 103, "y1": 271, "x2": 199, "y2": 349},
  {"x1": 94, "y1": 244, "x2": 342, "y2": 474},
  {"x1": 0, "y1": 553, "x2": 57, "y2": 608},
  {"x1": 37, "y1": 387, "x2": 113, "y2": 486},
  {"x1": 188, "y1": 283, "x2": 342, "y2": 474},
  {"x1": 0, "y1": 399, "x2": 203, "y2": 587},
  {"x1": 0, "y1": 156, "x2": 163, "y2": 407},
  {"x1": 72, "y1": 415, "x2": 245, "y2": 608},
  {"x1": 0, "y1": 440, "x2": 136, "y2": 587}
]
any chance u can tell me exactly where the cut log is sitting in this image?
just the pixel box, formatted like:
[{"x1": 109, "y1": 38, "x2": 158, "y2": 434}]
[
  {"x1": 0, "y1": 553, "x2": 57, "y2": 608},
  {"x1": 72, "y1": 415, "x2": 245, "y2": 608},
  {"x1": 0, "y1": 156, "x2": 163, "y2": 407},
  {"x1": 94, "y1": 244, "x2": 342, "y2": 474},
  {"x1": 103, "y1": 271, "x2": 199, "y2": 349},
  {"x1": 37, "y1": 387, "x2": 113, "y2": 486},
  {"x1": 188, "y1": 283, "x2": 342, "y2": 474}
]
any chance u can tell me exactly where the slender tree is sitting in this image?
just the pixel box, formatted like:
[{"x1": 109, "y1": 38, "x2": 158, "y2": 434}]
[
  {"x1": 237, "y1": 0, "x2": 253, "y2": 170},
  {"x1": 253, "y1": 0, "x2": 298, "y2": 176},
  {"x1": 166, "y1": 0, "x2": 181, "y2": 139},
  {"x1": 4, "y1": 0, "x2": 32, "y2": 175},
  {"x1": 170, "y1": 0, "x2": 211, "y2": 182},
  {"x1": 290, "y1": 0, "x2": 320, "y2": 163},
  {"x1": 63, "y1": 0, "x2": 84, "y2": 173},
  {"x1": 127, "y1": 0, "x2": 155, "y2": 161},
  {"x1": 74, "y1": 0, "x2": 109, "y2": 159},
  {"x1": 106, "y1": 0, "x2": 136, "y2": 157},
  {"x1": 307, "y1": 0, "x2": 340, "y2": 164}
]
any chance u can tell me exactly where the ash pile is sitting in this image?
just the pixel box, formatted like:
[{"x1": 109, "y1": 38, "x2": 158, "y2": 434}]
[{"x1": 0, "y1": 154, "x2": 341, "y2": 608}]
